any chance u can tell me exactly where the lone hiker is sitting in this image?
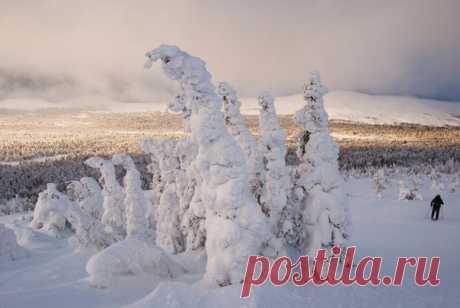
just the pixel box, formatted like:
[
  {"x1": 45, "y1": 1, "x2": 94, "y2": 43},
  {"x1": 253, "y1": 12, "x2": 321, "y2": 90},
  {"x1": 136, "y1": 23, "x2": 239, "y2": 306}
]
[{"x1": 430, "y1": 195, "x2": 444, "y2": 221}]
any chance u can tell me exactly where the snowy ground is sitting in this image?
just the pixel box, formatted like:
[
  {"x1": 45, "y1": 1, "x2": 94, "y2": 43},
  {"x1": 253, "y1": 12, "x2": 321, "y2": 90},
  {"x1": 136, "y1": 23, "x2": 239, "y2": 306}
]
[{"x1": 1, "y1": 176, "x2": 459, "y2": 308}]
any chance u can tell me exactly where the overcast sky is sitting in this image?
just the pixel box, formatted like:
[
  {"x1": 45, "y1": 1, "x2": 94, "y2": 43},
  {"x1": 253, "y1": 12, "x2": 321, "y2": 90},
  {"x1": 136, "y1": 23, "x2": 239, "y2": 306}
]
[{"x1": 1, "y1": 0, "x2": 459, "y2": 103}]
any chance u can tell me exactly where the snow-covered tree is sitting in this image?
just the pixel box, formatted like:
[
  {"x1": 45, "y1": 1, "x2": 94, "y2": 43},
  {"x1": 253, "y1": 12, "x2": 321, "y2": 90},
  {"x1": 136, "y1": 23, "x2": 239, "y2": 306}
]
[
  {"x1": 112, "y1": 154, "x2": 150, "y2": 240},
  {"x1": 141, "y1": 139, "x2": 185, "y2": 254},
  {"x1": 257, "y1": 92, "x2": 289, "y2": 236},
  {"x1": 67, "y1": 177, "x2": 104, "y2": 220},
  {"x1": 85, "y1": 157, "x2": 126, "y2": 241},
  {"x1": 140, "y1": 139, "x2": 164, "y2": 209},
  {"x1": 399, "y1": 179, "x2": 410, "y2": 200},
  {"x1": 449, "y1": 173, "x2": 460, "y2": 193},
  {"x1": 145, "y1": 45, "x2": 269, "y2": 286},
  {"x1": 30, "y1": 183, "x2": 69, "y2": 236},
  {"x1": 290, "y1": 71, "x2": 349, "y2": 253},
  {"x1": 174, "y1": 139, "x2": 205, "y2": 251},
  {"x1": 373, "y1": 169, "x2": 387, "y2": 199},
  {"x1": 217, "y1": 82, "x2": 262, "y2": 197},
  {"x1": 399, "y1": 178, "x2": 423, "y2": 201},
  {"x1": 430, "y1": 171, "x2": 445, "y2": 194},
  {"x1": 0, "y1": 224, "x2": 28, "y2": 262},
  {"x1": 31, "y1": 183, "x2": 111, "y2": 251},
  {"x1": 66, "y1": 200, "x2": 113, "y2": 252}
]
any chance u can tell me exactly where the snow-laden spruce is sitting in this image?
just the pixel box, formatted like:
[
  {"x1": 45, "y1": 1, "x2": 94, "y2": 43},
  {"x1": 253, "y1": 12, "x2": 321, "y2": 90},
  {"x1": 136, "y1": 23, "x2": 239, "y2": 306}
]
[
  {"x1": 257, "y1": 92, "x2": 290, "y2": 237},
  {"x1": 145, "y1": 45, "x2": 269, "y2": 286},
  {"x1": 112, "y1": 154, "x2": 150, "y2": 240},
  {"x1": 0, "y1": 223, "x2": 28, "y2": 262},
  {"x1": 291, "y1": 71, "x2": 349, "y2": 252},
  {"x1": 85, "y1": 157, "x2": 126, "y2": 241},
  {"x1": 217, "y1": 82, "x2": 262, "y2": 197}
]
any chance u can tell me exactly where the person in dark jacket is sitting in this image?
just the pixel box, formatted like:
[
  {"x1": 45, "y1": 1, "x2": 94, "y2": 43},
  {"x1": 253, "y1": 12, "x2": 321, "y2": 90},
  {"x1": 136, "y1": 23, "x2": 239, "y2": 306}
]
[{"x1": 430, "y1": 195, "x2": 444, "y2": 221}]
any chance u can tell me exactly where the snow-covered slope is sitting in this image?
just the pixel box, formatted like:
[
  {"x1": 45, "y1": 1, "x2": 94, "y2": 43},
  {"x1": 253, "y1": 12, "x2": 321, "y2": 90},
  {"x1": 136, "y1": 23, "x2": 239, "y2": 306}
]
[
  {"x1": 1, "y1": 91, "x2": 460, "y2": 126},
  {"x1": 241, "y1": 91, "x2": 460, "y2": 126},
  {"x1": 1, "y1": 176, "x2": 459, "y2": 307}
]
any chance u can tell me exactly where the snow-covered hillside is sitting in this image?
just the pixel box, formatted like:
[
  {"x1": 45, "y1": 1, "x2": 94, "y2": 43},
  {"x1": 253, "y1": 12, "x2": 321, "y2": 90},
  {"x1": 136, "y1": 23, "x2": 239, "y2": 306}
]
[
  {"x1": 1, "y1": 175, "x2": 459, "y2": 308},
  {"x1": 2, "y1": 91, "x2": 459, "y2": 126},
  {"x1": 241, "y1": 91, "x2": 460, "y2": 126}
]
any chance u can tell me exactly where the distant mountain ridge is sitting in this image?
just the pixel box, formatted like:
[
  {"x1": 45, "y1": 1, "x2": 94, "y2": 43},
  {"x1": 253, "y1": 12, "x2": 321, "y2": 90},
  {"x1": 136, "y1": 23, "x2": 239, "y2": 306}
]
[
  {"x1": 1, "y1": 91, "x2": 459, "y2": 126},
  {"x1": 241, "y1": 91, "x2": 460, "y2": 127}
]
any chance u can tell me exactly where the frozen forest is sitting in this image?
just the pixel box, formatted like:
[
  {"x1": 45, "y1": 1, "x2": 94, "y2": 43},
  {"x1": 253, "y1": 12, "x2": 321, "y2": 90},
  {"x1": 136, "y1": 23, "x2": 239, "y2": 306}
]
[
  {"x1": 1, "y1": 44, "x2": 459, "y2": 308},
  {"x1": 4, "y1": 45, "x2": 350, "y2": 288}
]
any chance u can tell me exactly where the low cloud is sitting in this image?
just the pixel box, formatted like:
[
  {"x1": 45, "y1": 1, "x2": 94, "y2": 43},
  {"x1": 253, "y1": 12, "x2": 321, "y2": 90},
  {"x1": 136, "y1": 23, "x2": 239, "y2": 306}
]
[{"x1": 1, "y1": 0, "x2": 459, "y2": 103}]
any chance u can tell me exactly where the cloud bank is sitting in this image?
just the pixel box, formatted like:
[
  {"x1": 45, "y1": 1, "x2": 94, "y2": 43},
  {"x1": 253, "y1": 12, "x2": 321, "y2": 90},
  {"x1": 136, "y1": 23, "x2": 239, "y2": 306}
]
[{"x1": 1, "y1": 0, "x2": 459, "y2": 104}]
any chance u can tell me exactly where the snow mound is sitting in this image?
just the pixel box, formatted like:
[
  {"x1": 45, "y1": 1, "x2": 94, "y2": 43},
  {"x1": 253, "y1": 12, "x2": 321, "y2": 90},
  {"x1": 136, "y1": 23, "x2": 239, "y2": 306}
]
[
  {"x1": 0, "y1": 223, "x2": 28, "y2": 262},
  {"x1": 125, "y1": 281, "x2": 302, "y2": 308},
  {"x1": 86, "y1": 238, "x2": 186, "y2": 288}
]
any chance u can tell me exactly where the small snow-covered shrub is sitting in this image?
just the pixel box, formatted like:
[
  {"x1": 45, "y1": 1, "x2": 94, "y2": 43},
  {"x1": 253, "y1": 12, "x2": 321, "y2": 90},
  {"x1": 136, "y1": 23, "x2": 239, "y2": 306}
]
[
  {"x1": 66, "y1": 202, "x2": 113, "y2": 252},
  {"x1": 399, "y1": 178, "x2": 423, "y2": 201},
  {"x1": 0, "y1": 224, "x2": 28, "y2": 262},
  {"x1": 30, "y1": 183, "x2": 69, "y2": 236},
  {"x1": 31, "y1": 183, "x2": 111, "y2": 250}
]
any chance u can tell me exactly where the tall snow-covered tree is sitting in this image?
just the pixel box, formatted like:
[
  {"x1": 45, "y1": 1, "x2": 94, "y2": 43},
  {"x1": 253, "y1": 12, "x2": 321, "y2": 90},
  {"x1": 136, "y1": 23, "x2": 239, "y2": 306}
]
[
  {"x1": 145, "y1": 45, "x2": 269, "y2": 286},
  {"x1": 112, "y1": 154, "x2": 150, "y2": 240},
  {"x1": 257, "y1": 92, "x2": 289, "y2": 237},
  {"x1": 217, "y1": 81, "x2": 262, "y2": 198},
  {"x1": 291, "y1": 71, "x2": 349, "y2": 253},
  {"x1": 85, "y1": 157, "x2": 126, "y2": 241},
  {"x1": 141, "y1": 139, "x2": 185, "y2": 253}
]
